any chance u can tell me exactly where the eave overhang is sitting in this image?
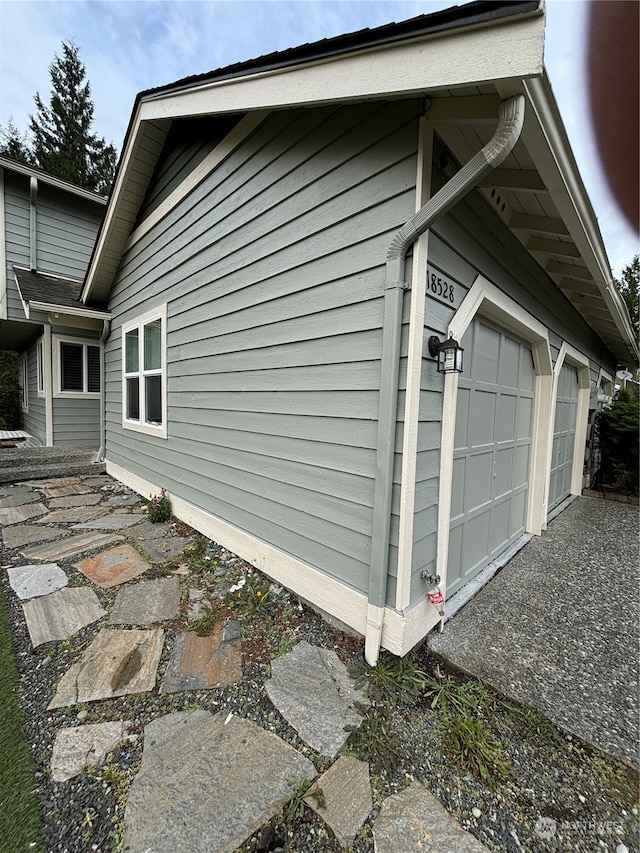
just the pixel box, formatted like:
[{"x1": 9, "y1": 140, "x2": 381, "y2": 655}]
[{"x1": 81, "y1": 0, "x2": 637, "y2": 366}]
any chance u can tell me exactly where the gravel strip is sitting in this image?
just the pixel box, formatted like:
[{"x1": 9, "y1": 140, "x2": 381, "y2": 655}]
[{"x1": 1, "y1": 477, "x2": 638, "y2": 853}]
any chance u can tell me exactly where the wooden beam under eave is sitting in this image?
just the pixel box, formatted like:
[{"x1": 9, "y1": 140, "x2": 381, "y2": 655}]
[
  {"x1": 546, "y1": 260, "x2": 593, "y2": 280},
  {"x1": 479, "y1": 169, "x2": 546, "y2": 191},
  {"x1": 528, "y1": 236, "x2": 581, "y2": 257},
  {"x1": 509, "y1": 213, "x2": 569, "y2": 235},
  {"x1": 425, "y1": 94, "x2": 502, "y2": 123}
]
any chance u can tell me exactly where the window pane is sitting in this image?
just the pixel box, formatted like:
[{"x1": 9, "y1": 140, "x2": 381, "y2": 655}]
[
  {"x1": 144, "y1": 320, "x2": 162, "y2": 371},
  {"x1": 61, "y1": 343, "x2": 83, "y2": 392},
  {"x1": 125, "y1": 329, "x2": 139, "y2": 373},
  {"x1": 145, "y1": 375, "x2": 162, "y2": 424},
  {"x1": 126, "y1": 377, "x2": 140, "y2": 420},
  {"x1": 87, "y1": 346, "x2": 101, "y2": 393}
]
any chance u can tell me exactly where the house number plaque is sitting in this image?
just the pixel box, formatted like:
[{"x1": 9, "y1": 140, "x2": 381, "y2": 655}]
[{"x1": 426, "y1": 265, "x2": 463, "y2": 310}]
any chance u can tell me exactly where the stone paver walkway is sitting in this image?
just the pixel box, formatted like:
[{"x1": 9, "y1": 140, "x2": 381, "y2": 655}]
[{"x1": 0, "y1": 471, "x2": 495, "y2": 852}]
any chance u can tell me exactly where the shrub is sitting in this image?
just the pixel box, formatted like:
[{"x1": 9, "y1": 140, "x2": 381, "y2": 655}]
[
  {"x1": 0, "y1": 352, "x2": 22, "y2": 430},
  {"x1": 597, "y1": 387, "x2": 639, "y2": 494}
]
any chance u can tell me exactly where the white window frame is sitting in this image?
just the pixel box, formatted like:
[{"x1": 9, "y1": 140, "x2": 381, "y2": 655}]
[
  {"x1": 36, "y1": 337, "x2": 44, "y2": 396},
  {"x1": 122, "y1": 304, "x2": 167, "y2": 439},
  {"x1": 53, "y1": 336, "x2": 102, "y2": 399},
  {"x1": 19, "y1": 352, "x2": 28, "y2": 411}
]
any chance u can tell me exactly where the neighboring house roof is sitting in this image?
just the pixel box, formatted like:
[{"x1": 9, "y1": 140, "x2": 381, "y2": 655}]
[
  {"x1": 81, "y1": 0, "x2": 639, "y2": 365},
  {"x1": 0, "y1": 155, "x2": 107, "y2": 205},
  {"x1": 14, "y1": 267, "x2": 109, "y2": 320}
]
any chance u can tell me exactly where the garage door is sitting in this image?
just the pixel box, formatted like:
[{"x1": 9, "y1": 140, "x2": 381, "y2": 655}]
[
  {"x1": 447, "y1": 317, "x2": 535, "y2": 596},
  {"x1": 548, "y1": 363, "x2": 579, "y2": 512}
]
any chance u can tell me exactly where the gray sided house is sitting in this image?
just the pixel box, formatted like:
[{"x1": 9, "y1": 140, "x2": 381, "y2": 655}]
[
  {"x1": 82, "y1": 1, "x2": 638, "y2": 663},
  {"x1": 0, "y1": 156, "x2": 108, "y2": 446}
]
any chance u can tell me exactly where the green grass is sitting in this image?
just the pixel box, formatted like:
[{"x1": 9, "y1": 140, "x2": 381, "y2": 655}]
[{"x1": 0, "y1": 583, "x2": 43, "y2": 853}]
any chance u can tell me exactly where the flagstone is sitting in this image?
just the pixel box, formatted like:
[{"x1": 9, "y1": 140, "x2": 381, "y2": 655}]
[
  {"x1": 161, "y1": 622, "x2": 242, "y2": 693},
  {"x1": 42, "y1": 483, "x2": 95, "y2": 499},
  {"x1": 122, "y1": 711, "x2": 315, "y2": 853},
  {"x1": 51, "y1": 720, "x2": 131, "y2": 782},
  {"x1": 75, "y1": 544, "x2": 150, "y2": 588},
  {"x1": 0, "y1": 492, "x2": 38, "y2": 508},
  {"x1": 108, "y1": 577, "x2": 181, "y2": 625},
  {"x1": 27, "y1": 477, "x2": 81, "y2": 488},
  {"x1": 1, "y1": 523, "x2": 68, "y2": 549},
  {"x1": 7, "y1": 563, "x2": 68, "y2": 600},
  {"x1": 47, "y1": 628, "x2": 164, "y2": 709},
  {"x1": 0, "y1": 502, "x2": 48, "y2": 526},
  {"x1": 103, "y1": 495, "x2": 142, "y2": 507},
  {"x1": 72, "y1": 515, "x2": 142, "y2": 531},
  {"x1": 265, "y1": 641, "x2": 369, "y2": 757},
  {"x1": 305, "y1": 756, "x2": 372, "y2": 847},
  {"x1": 0, "y1": 485, "x2": 35, "y2": 498},
  {"x1": 23, "y1": 587, "x2": 107, "y2": 646},
  {"x1": 22, "y1": 532, "x2": 122, "y2": 562},
  {"x1": 48, "y1": 493, "x2": 103, "y2": 508},
  {"x1": 127, "y1": 520, "x2": 171, "y2": 541},
  {"x1": 135, "y1": 533, "x2": 196, "y2": 563},
  {"x1": 36, "y1": 506, "x2": 108, "y2": 524},
  {"x1": 373, "y1": 780, "x2": 491, "y2": 853}
]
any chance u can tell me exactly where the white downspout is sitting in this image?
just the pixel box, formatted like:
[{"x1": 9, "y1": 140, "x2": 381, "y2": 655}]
[{"x1": 365, "y1": 95, "x2": 526, "y2": 666}]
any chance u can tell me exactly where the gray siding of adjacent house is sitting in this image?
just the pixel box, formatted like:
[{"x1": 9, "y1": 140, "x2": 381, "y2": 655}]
[
  {"x1": 21, "y1": 342, "x2": 46, "y2": 445},
  {"x1": 3, "y1": 170, "x2": 103, "y2": 322},
  {"x1": 106, "y1": 100, "x2": 422, "y2": 597},
  {"x1": 51, "y1": 324, "x2": 102, "y2": 446},
  {"x1": 406, "y1": 171, "x2": 618, "y2": 605}
]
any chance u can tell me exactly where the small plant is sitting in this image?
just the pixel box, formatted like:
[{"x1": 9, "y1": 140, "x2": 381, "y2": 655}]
[
  {"x1": 423, "y1": 671, "x2": 490, "y2": 717},
  {"x1": 348, "y1": 651, "x2": 428, "y2": 704},
  {"x1": 229, "y1": 573, "x2": 273, "y2": 619},
  {"x1": 275, "y1": 777, "x2": 316, "y2": 827},
  {"x1": 186, "y1": 611, "x2": 218, "y2": 636},
  {"x1": 147, "y1": 488, "x2": 171, "y2": 523},
  {"x1": 345, "y1": 705, "x2": 404, "y2": 773},
  {"x1": 441, "y1": 714, "x2": 511, "y2": 785}
]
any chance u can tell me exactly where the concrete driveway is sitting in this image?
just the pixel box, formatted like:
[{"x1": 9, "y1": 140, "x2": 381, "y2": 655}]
[{"x1": 429, "y1": 496, "x2": 639, "y2": 769}]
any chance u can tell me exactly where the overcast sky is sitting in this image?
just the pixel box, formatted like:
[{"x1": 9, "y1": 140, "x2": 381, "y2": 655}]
[{"x1": 0, "y1": 0, "x2": 637, "y2": 275}]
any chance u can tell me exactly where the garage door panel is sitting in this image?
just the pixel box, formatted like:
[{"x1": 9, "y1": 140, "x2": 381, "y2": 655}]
[
  {"x1": 496, "y1": 394, "x2": 517, "y2": 442},
  {"x1": 518, "y1": 346, "x2": 535, "y2": 392},
  {"x1": 450, "y1": 457, "x2": 465, "y2": 521},
  {"x1": 513, "y1": 443, "x2": 530, "y2": 488},
  {"x1": 516, "y1": 396, "x2": 533, "y2": 440},
  {"x1": 498, "y1": 336, "x2": 521, "y2": 388},
  {"x1": 462, "y1": 512, "x2": 490, "y2": 579},
  {"x1": 465, "y1": 451, "x2": 493, "y2": 513},
  {"x1": 509, "y1": 489, "x2": 527, "y2": 535},
  {"x1": 489, "y1": 500, "x2": 510, "y2": 555},
  {"x1": 468, "y1": 390, "x2": 496, "y2": 447},
  {"x1": 473, "y1": 322, "x2": 501, "y2": 384},
  {"x1": 454, "y1": 387, "x2": 470, "y2": 450},
  {"x1": 494, "y1": 446, "x2": 514, "y2": 498},
  {"x1": 548, "y1": 363, "x2": 579, "y2": 511}
]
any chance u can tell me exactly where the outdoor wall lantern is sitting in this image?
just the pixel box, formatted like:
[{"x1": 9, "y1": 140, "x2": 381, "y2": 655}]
[{"x1": 428, "y1": 334, "x2": 464, "y2": 374}]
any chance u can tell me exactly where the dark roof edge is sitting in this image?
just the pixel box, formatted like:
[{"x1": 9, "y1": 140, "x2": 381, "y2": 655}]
[
  {"x1": 139, "y1": 1, "x2": 541, "y2": 102},
  {"x1": 0, "y1": 156, "x2": 107, "y2": 204}
]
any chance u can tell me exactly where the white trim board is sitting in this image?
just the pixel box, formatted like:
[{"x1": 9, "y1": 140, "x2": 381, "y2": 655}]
[
  {"x1": 0, "y1": 167, "x2": 6, "y2": 320},
  {"x1": 105, "y1": 460, "x2": 439, "y2": 656}
]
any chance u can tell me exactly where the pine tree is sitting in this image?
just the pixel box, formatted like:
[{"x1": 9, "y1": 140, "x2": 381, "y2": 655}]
[
  {"x1": 614, "y1": 254, "x2": 639, "y2": 342},
  {"x1": 0, "y1": 117, "x2": 33, "y2": 164},
  {"x1": 29, "y1": 41, "x2": 117, "y2": 193}
]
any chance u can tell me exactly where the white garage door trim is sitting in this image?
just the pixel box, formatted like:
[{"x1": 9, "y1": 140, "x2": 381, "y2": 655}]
[
  {"x1": 435, "y1": 275, "x2": 553, "y2": 598},
  {"x1": 544, "y1": 341, "x2": 590, "y2": 520}
]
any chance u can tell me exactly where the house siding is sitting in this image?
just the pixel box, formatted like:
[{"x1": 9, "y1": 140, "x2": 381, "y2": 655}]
[
  {"x1": 52, "y1": 397, "x2": 100, "y2": 445},
  {"x1": 4, "y1": 171, "x2": 30, "y2": 320},
  {"x1": 106, "y1": 100, "x2": 422, "y2": 596},
  {"x1": 21, "y1": 342, "x2": 46, "y2": 445}
]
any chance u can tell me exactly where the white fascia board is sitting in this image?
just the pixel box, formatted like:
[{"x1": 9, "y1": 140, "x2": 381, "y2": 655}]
[
  {"x1": 517, "y1": 76, "x2": 639, "y2": 363},
  {"x1": 0, "y1": 156, "x2": 106, "y2": 204},
  {"x1": 140, "y1": 16, "x2": 545, "y2": 122},
  {"x1": 30, "y1": 302, "x2": 111, "y2": 320}
]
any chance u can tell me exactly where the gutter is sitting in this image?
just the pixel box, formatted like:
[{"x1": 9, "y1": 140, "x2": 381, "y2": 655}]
[
  {"x1": 365, "y1": 94, "x2": 526, "y2": 665},
  {"x1": 95, "y1": 318, "x2": 111, "y2": 463}
]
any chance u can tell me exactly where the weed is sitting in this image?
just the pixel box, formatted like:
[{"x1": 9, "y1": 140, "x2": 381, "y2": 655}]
[
  {"x1": 500, "y1": 699, "x2": 564, "y2": 745},
  {"x1": 347, "y1": 650, "x2": 428, "y2": 704},
  {"x1": 441, "y1": 714, "x2": 511, "y2": 785},
  {"x1": 230, "y1": 574, "x2": 273, "y2": 619},
  {"x1": 275, "y1": 777, "x2": 316, "y2": 827},
  {"x1": 345, "y1": 705, "x2": 404, "y2": 773},
  {"x1": 186, "y1": 611, "x2": 218, "y2": 636},
  {"x1": 147, "y1": 489, "x2": 171, "y2": 523},
  {"x1": 423, "y1": 671, "x2": 489, "y2": 717}
]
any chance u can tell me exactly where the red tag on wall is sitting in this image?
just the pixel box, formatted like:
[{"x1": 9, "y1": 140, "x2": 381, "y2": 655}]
[{"x1": 428, "y1": 589, "x2": 444, "y2": 606}]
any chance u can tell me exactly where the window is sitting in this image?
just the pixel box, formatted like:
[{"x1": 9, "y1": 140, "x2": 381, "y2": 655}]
[
  {"x1": 36, "y1": 338, "x2": 44, "y2": 395},
  {"x1": 122, "y1": 305, "x2": 167, "y2": 437},
  {"x1": 20, "y1": 353, "x2": 28, "y2": 411},
  {"x1": 54, "y1": 338, "x2": 101, "y2": 397}
]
